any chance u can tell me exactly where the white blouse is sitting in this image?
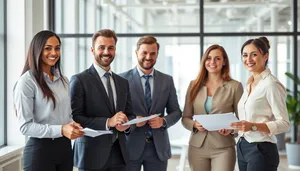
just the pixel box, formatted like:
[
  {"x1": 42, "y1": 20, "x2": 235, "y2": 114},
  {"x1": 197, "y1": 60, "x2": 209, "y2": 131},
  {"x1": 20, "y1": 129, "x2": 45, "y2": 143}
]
[{"x1": 238, "y1": 68, "x2": 290, "y2": 143}]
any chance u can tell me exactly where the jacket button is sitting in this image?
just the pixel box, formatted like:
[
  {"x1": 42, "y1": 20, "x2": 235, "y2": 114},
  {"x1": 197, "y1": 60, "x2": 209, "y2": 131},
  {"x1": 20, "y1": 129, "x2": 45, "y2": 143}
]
[
  {"x1": 144, "y1": 132, "x2": 147, "y2": 135},
  {"x1": 109, "y1": 136, "x2": 112, "y2": 140}
]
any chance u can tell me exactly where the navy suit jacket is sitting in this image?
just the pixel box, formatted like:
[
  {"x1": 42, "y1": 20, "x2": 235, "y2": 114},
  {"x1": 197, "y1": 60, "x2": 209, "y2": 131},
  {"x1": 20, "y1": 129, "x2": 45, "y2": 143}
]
[
  {"x1": 71, "y1": 65, "x2": 135, "y2": 170},
  {"x1": 119, "y1": 67, "x2": 182, "y2": 161}
]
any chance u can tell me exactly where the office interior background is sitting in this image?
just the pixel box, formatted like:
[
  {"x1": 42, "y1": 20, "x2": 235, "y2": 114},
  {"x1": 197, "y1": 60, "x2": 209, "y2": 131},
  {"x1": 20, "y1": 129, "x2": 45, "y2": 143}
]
[{"x1": 0, "y1": 0, "x2": 299, "y2": 170}]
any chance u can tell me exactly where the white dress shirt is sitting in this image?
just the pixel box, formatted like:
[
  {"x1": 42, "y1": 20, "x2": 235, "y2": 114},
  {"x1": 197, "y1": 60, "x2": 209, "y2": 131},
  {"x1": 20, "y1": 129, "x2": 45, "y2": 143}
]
[
  {"x1": 238, "y1": 68, "x2": 290, "y2": 143},
  {"x1": 93, "y1": 63, "x2": 117, "y2": 130}
]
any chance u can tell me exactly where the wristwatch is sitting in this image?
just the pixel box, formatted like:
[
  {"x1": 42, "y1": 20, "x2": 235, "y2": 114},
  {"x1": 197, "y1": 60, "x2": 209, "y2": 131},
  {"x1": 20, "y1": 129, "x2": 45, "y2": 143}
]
[
  {"x1": 251, "y1": 123, "x2": 257, "y2": 131},
  {"x1": 161, "y1": 119, "x2": 167, "y2": 129}
]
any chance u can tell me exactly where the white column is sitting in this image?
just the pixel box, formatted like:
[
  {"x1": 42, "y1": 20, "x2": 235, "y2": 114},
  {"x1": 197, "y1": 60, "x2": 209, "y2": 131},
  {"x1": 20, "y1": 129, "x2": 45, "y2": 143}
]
[
  {"x1": 25, "y1": 0, "x2": 45, "y2": 49},
  {"x1": 271, "y1": 6, "x2": 278, "y2": 77},
  {"x1": 43, "y1": 0, "x2": 49, "y2": 30},
  {"x1": 7, "y1": 0, "x2": 26, "y2": 145}
]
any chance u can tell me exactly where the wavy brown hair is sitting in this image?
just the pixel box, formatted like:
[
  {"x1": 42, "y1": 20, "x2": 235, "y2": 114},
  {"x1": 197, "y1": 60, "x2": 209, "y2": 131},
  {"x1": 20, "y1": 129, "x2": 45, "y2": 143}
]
[{"x1": 189, "y1": 44, "x2": 232, "y2": 103}]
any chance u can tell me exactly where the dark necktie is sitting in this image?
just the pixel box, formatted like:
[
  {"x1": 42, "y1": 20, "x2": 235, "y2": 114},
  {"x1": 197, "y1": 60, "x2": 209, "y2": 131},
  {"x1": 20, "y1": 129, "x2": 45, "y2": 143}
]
[
  {"x1": 104, "y1": 72, "x2": 115, "y2": 113},
  {"x1": 143, "y1": 75, "x2": 152, "y2": 112},
  {"x1": 143, "y1": 75, "x2": 152, "y2": 138},
  {"x1": 104, "y1": 72, "x2": 117, "y2": 142}
]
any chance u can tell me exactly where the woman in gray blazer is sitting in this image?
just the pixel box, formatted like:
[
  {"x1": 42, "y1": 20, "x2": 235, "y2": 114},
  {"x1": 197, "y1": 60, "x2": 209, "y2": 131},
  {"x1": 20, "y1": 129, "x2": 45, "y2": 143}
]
[{"x1": 182, "y1": 44, "x2": 243, "y2": 171}]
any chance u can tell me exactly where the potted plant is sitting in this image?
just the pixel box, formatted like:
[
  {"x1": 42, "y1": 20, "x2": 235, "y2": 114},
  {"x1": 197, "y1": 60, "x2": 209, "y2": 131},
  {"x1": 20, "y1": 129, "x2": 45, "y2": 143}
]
[{"x1": 285, "y1": 72, "x2": 300, "y2": 169}]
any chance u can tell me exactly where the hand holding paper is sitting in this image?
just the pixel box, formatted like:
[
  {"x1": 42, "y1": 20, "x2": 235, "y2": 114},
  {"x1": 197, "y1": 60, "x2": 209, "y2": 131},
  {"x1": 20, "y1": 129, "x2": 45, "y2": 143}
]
[
  {"x1": 83, "y1": 128, "x2": 113, "y2": 138},
  {"x1": 122, "y1": 113, "x2": 160, "y2": 126},
  {"x1": 193, "y1": 113, "x2": 239, "y2": 131},
  {"x1": 193, "y1": 120, "x2": 206, "y2": 132},
  {"x1": 136, "y1": 116, "x2": 147, "y2": 127}
]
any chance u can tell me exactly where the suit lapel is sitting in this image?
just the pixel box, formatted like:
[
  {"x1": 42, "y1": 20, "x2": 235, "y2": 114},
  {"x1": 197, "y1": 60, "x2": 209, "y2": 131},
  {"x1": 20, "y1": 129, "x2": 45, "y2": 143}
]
[
  {"x1": 112, "y1": 72, "x2": 120, "y2": 112},
  {"x1": 150, "y1": 70, "x2": 161, "y2": 112},
  {"x1": 195, "y1": 86, "x2": 208, "y2": 114},
  {"x1": 132, "y1": 68, "x2": 148, "y2": 111},
  {"x1": 88, "y1": 65, "x2": 114, "y2": 113}
]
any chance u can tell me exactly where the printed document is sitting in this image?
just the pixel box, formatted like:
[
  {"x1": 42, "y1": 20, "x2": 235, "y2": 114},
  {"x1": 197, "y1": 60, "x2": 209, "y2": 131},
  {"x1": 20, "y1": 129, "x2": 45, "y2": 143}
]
[
  {"x1": 122, "y1": 113, "x2": 161, "y2": 126},
  {"x1": 193, "y1": 113, "x2": 239, "y2": 131},
  {"x1": 83, "y1": 128, "x2": 113, "y2": 138}
]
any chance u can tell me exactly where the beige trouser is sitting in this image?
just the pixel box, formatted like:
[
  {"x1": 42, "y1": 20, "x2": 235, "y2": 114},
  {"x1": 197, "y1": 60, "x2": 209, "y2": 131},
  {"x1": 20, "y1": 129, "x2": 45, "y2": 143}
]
[{"x1": 188, "y1": 139, "x2": 236, "y2": 171}]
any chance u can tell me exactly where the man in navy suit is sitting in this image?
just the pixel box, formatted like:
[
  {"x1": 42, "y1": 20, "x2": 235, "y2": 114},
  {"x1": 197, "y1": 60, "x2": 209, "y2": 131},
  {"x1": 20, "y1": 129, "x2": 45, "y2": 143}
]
[
  {"x1": 71, "y1": 29, "x2": 135, "y2": 171},
  {"x1": 120, "y1": 36, "x2": 182, "y2": 171}
]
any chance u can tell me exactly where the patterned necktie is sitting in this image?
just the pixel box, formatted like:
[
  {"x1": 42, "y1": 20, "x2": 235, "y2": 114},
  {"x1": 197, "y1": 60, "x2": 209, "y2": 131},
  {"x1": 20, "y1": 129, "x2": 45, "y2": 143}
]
[
  {"x1": 143, "y1": 75, "x2": 152, "y2": 138},
  {"x1": 104, "y1": 72, "x2": 115, "y2": 113},
  {"x1": 143, "y1": 75, "x2": 152, "y2": 112}
]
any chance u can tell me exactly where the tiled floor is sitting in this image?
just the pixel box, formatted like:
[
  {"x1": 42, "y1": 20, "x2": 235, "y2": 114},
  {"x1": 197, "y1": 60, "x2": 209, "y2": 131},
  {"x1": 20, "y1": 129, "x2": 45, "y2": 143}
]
[
  {"x1": 73, "y1": 155, "x2": 299, "y2": 171},
  {"x1": 166, "y1": 155, "x2": 298, "y2": 171}
]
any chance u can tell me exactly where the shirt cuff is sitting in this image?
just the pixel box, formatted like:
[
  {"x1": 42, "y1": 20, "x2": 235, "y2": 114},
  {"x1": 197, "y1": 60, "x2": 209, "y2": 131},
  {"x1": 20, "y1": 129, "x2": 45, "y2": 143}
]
[
  {"x1": 52, "y1": 125, "x2": 63, "y2": 138},
  {"x1": 265, "y1": 121, "x2": 277, "y2": 135},
  {"x1": 124, "y1": 127, "x2": 131, "y2": 134},
  {"x1": 105, "y1": 119, "x2": 110, "y2": 130}
]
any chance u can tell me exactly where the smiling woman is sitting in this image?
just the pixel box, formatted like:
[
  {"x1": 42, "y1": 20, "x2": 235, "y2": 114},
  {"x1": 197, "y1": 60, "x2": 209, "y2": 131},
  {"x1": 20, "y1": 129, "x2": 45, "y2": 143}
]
[{"x1": 13, "y1": 30, "x2": 84, "y2": 171}]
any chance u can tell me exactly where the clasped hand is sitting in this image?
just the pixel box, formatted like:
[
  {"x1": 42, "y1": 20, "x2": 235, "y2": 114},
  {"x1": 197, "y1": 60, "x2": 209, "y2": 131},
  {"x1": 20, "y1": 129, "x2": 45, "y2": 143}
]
[{"x1": 108, "y1": 111, "x2": 130, "y2": 132}]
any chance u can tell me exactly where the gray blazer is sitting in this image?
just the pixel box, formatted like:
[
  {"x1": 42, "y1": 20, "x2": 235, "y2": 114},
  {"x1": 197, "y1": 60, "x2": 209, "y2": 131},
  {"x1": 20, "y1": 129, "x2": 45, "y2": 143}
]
[
  {"x1": 120, "y1": 67, "x2": 182, "y2": 161},
  {"x1": 182, "y1": 80, "x2": 243, "y2": 148}
]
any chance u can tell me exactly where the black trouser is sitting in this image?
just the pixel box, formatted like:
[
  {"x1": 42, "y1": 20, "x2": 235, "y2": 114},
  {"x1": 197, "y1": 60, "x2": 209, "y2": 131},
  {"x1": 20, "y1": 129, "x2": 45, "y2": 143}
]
[
  {"x1": 78, "y1": 139, "x2": 125, "y2": 171},
  {"x1": 23, "y1": 137, "x2": 72, "y2": 171},
  {"x1": 237, "y1": 137, "x2": 279, "y2": 171}
]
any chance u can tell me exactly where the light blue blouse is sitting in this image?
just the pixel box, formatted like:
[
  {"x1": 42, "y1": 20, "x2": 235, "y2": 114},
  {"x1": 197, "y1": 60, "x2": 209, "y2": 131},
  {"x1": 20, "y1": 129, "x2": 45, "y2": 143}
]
[
  {"x1": 205, "y1": 96, "x2": 213, "y2": 113},
  {"x1": 13, "y1": 70, "x2": 72, "y2": 138}
]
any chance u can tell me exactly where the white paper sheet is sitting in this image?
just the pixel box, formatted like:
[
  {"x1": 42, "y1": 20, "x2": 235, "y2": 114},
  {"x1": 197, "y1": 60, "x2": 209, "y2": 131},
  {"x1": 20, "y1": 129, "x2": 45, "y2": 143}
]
[
  {"x1": 122, "y1": 113, "x2": 161, "y2": 126},
  {"x1": 83, "y1": 128, "x2": 113, "y2": 138},
  {"x1": 193, "y1": 113, "x2": 239, "y2": 131}
]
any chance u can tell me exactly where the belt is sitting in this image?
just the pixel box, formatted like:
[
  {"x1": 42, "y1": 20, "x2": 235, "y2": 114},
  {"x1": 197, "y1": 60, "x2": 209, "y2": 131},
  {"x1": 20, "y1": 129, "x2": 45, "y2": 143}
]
[
  {"x1": 145, "y1": 137, "x2": 153, "y2": 142},
  {"x1": 30, "y1": 137, "x2": 67, "y2": 141}
]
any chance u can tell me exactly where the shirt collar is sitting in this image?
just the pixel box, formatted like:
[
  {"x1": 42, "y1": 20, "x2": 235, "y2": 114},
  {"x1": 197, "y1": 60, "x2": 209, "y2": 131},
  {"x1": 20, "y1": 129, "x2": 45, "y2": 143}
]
[
  {"x1": 93, "y1": 63, "x2": 112, "y2": 77},
  {"x1": 247, "y1": 68, "x2": 271, "y2": 84},
  {"x1": 136, "y1": 66, "x2": 154, "y2": 77},
  {"x1": 43, "y1": 68, "x2": 61, "y2": 82}
]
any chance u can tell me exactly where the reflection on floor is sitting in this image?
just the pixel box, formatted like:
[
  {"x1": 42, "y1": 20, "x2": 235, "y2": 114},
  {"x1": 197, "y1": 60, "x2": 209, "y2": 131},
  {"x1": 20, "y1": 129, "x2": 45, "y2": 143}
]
[
  {"x1": 166, "y1": 155, "x2": 298, "y2": 171},
  {"x1": 73, "y1": 155, "x2": 299, "y2": 171}
]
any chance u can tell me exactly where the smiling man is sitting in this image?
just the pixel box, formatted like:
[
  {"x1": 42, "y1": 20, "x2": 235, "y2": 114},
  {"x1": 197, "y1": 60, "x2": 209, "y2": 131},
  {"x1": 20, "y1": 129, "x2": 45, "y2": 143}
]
[
  {"x1": 120, "y1": 36, "x2": 182, "y2": 171},
  {"x1": 70, "y1": 29, "x2": 135, "y2": 171}
]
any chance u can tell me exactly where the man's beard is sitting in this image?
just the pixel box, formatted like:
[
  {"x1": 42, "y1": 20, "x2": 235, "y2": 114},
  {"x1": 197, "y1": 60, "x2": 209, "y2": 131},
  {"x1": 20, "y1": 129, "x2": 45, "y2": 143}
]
[{"x1": 95, "y1": 54, "x2": 114, "y2": 67}]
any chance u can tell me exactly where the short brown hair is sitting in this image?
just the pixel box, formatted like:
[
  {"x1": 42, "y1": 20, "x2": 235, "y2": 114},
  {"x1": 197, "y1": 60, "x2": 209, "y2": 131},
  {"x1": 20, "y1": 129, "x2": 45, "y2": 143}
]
[
  {"x1": 92, "y1": 29, "x2": 118, "y2": 47},
  {"x1": 136, "y1": 36, "x2": 160, "y2": 51}
]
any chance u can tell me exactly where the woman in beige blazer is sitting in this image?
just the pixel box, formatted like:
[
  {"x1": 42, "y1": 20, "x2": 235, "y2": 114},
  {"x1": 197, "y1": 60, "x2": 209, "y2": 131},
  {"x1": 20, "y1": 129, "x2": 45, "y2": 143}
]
[{"x1": 182, "y1": 44, "x2": 243, "y2": 171}]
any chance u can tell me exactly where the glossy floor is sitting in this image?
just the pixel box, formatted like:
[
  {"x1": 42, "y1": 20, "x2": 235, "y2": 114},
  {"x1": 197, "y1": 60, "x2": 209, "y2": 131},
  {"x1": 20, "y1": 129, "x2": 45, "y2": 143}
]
[{"x1": 73, "y1": 155, "x2": 299, "y2": 171}]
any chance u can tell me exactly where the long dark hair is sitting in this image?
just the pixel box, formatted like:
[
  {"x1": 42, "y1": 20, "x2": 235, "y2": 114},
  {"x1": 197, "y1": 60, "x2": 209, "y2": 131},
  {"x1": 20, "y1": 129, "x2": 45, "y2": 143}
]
[
  {"x1": 21, "y1": 30, "x2": 65, "y2": 108},
  {"x1": 190, "y1": 44, "x2": 232, "y2": 103}
]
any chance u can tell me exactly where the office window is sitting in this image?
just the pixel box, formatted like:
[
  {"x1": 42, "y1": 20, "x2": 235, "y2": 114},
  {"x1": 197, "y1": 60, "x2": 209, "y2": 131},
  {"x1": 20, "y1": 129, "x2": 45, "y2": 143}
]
[
  {"x1": 53, "y1": 0, "x2": 299, "y2": 153},
  {"x1": 54, "y1": 0, "x2": 201, "y2": 34},
  {"x1": 204, "y1": 1, "x2": 292, "y2": 33},
  {"x1": 0, "y1": 0, "x2": 6, "y2": 147}
]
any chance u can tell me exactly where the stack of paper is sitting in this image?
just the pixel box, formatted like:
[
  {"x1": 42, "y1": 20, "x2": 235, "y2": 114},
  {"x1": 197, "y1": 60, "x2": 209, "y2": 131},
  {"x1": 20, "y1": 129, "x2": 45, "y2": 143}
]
[
  {"x1": 193, "y1": 113, "x2": 239, "y2": 131},
  {"x1": 122, "y1": 113, "x2": 161, "y2": 126},
  {"x1": 83, "y1": 128, "x2": 113, "y2": 138}
]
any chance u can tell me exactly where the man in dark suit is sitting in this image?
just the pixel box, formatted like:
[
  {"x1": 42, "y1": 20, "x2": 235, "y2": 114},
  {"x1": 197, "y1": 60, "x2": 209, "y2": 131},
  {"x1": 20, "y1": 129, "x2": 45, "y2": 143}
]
[
  {"x1": 120, "y1": 36, "x2": 182, "y2": 171},
  {"x1": 71, "y1": 29, "x2": 135, "y2": 171}
]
